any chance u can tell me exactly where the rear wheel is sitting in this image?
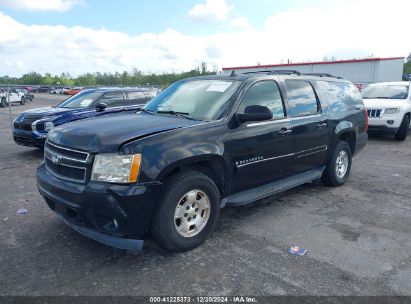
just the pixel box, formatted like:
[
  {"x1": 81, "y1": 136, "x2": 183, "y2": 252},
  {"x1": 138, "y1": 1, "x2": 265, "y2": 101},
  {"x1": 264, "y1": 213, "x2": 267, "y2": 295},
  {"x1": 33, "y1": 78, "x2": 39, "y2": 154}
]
[
  {"x1": 20, "y1": 97, "x2": 25, "y2": 105},
  {"x1": 151, "y1": 170, "x2": 220, "y2": 252},
  {"x1": 395, "y1": 115, "x2": 409, "y2": 141},
  {"x1": 322, "y1": 141, "x2": 352, "y2": 187},
  {"x1": 1, "y1": 97, "x2": 7, "y2": 108}
]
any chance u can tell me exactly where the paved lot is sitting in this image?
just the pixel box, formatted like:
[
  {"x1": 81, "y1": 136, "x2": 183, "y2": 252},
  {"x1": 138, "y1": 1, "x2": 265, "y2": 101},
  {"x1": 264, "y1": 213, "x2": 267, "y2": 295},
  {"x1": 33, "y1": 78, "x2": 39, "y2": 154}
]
[{"x1": 0, "y1": 94, "x2": 410, "y2": 296}]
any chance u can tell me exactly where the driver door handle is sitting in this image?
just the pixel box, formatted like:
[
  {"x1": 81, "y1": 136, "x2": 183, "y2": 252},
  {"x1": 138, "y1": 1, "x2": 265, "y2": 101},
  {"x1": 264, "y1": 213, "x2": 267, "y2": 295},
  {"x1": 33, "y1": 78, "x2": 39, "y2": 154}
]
[
  {"x1": 316, "y1": 121, "x2": 328, "y2": 128},
  {"x1": 278, "y1": 128, "x2": 293, "y2": 136}
]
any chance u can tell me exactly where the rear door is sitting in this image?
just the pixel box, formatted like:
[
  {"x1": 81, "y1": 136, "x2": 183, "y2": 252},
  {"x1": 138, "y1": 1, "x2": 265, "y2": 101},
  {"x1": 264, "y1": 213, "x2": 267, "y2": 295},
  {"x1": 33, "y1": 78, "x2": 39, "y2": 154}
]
[
  {"x1": 284, "y1": 79, "x2": 329, "y2": 173},
  {"x1": 227, "y1": 79, "x2": 294, "y2": 193}
]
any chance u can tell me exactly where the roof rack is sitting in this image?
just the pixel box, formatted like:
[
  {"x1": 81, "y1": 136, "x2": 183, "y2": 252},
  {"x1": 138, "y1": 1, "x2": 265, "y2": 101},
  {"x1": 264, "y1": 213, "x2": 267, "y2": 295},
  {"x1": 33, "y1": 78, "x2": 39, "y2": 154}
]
[
  {"x1": 304, "y1": 73, "x2": 343, "y2": 79},
  {"x1": 268, "y1": 70, "x2": 301, "y2": 75},
  {"x1": 241, "y1": 70, "x2": 301, "y2": 75}
]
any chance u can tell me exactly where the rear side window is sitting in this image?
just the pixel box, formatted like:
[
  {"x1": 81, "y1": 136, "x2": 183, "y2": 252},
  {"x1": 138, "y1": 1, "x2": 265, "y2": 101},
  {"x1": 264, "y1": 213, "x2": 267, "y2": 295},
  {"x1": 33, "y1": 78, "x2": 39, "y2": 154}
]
[
  {"x1": 127, "y1": 91, "x2": 147, "y2": 105},
  {"x1": 238, "y1": 81, "x2": 285, "y2": 119},
  {"x1": 314, "y1": 81, "x2": 362, "y2": 112},
  {"x1": 100, "y1": 91, "x2": 125, "y2": 108},
  {"x1": 285, "y1": 80, "x2": 319, "y2": 117}
]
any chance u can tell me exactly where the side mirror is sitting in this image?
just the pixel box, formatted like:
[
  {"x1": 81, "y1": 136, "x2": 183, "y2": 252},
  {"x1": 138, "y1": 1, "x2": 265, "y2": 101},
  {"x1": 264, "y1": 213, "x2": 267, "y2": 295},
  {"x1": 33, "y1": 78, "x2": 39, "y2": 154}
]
[
  {"x1": 95, "y1": 102, "x2": 107, "y2": 112},
  {"x1": 237, "y1": 105, "x2": 273, "y2": 123}
]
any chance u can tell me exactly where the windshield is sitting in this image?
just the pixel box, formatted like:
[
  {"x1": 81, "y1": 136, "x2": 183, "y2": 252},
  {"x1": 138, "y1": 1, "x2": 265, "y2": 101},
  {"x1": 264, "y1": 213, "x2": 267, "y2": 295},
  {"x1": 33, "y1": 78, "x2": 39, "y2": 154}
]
[
  {"x1": 144, "y1": 80, "x2": 240, "y2": 121},
  {"x1": 362, "y1": 85, "x2": 409, "y2": 99},
  {"x1": 58, "y1": 91, "x2": 102, "y2": 109}
]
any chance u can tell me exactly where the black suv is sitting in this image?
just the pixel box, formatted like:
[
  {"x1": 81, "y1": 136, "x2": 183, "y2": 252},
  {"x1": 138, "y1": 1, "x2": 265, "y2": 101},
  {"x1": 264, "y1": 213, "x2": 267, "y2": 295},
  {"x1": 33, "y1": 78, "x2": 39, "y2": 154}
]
[{"x1": 37, "y1": 71, "x2": 368, "y2": 252}]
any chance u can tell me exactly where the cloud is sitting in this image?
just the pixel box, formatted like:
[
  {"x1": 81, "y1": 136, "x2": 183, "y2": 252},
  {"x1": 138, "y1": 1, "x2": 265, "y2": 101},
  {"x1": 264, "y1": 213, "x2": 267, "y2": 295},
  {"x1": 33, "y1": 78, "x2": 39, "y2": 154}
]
[
  {"x1": 0, "y1": 0, "x2": 410, "y2": 77},
  {"x1": 187, "y1": 0, "x2": 233, "y2": 21},
  {"x1": 229, "y1": 16, "x2": 251, "y2": 30},
  {"x1": 0, "y1": 0, "x2": 83, "y2": 12}
]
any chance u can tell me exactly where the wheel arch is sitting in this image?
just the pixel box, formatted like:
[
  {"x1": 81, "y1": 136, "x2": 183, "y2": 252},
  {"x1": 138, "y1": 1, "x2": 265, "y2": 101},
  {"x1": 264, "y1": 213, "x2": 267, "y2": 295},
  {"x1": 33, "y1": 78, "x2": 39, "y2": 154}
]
[
  {"x1": 157, "y1": 155, "x2": 228, "y2": 198},
  {"x1": 334, "y1": 121, "x2": 356, "y2": 155}
]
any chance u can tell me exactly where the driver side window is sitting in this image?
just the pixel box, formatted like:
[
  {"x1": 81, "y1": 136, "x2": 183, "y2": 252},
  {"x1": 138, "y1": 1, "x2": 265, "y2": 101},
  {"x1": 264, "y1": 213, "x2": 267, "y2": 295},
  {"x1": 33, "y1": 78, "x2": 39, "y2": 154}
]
[
  {"x1": 100, "y1": 91, "x2": 125, "y2": 108},
  {"x1": 238, "y1": 81, "x2": 285, "y2": 119}
]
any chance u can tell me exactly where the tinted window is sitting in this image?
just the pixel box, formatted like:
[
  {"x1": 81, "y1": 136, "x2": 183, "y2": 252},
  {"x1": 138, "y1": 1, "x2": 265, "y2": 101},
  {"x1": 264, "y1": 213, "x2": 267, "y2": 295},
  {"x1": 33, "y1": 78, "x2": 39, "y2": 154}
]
[
  {"x1": 285, "y1": 80, "x2": 318, "y2": 117},
  {"x1": 314, "y1": 81, "x2": 362, "y2": 112},
  {"x1": 238, "y1": 81, "x2": 285, "y2": 119},
  {"x1": 99, "y1": 91, "x2": 125, "y2": 108},
  {"x1": 127, "y1": 91, "x2": 147, "y2": 105}
]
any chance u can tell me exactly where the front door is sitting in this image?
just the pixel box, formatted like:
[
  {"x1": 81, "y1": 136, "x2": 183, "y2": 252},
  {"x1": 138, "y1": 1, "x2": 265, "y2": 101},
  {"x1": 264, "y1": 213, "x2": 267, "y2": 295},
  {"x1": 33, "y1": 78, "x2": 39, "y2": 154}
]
[{"x1": 227, "y1": 80, "x2": 294, "y2": 194}]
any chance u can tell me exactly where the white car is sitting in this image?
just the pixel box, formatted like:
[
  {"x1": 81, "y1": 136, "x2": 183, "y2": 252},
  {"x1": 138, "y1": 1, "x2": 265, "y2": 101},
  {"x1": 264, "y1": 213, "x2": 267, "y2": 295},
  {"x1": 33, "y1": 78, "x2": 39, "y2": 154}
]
[
  {"x1": 362, "y1": 82, "x2": 411, "y2": 140},
  {"x1": 0, "y1": 89, "x2": 27, "y2": 107}
]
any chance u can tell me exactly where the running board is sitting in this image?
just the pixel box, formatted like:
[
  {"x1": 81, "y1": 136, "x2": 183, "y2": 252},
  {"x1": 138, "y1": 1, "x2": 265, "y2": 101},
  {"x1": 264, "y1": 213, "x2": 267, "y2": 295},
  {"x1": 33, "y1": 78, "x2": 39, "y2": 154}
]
[{"x1": 221, "y1": 167, "x2": 325, "y2": 207}]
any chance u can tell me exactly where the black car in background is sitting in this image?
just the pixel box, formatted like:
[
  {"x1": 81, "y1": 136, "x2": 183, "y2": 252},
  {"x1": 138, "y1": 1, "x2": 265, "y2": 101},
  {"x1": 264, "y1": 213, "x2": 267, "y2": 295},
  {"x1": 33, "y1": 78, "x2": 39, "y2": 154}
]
[
  {"x1": 37, "y1": 71, "x2": 368, "y2": 252},
  {"x1": 14, "y1": 87, "x2": 157, "y2": 148}
]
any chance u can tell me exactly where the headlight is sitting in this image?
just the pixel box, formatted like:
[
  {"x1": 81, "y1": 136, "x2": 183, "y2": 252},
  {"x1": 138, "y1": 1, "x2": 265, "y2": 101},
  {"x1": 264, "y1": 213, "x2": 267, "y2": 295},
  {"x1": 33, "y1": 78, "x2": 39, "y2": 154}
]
[
  {"x1": 44, "y1": 121, "x2": 54, "y2": 131},
  {"x1": 91, "y1": 154, "x2": 141, "y2": 183},
  {"x1": 384, "y1": 108, "x2": 400, "y2": 114}
]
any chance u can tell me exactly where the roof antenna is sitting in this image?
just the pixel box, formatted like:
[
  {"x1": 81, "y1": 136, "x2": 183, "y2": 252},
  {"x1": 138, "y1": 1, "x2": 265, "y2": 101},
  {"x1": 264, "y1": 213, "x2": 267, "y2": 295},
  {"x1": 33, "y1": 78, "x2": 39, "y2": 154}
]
[{"x1": 230, "y1": 70, "x2": 236, "y2": 77}]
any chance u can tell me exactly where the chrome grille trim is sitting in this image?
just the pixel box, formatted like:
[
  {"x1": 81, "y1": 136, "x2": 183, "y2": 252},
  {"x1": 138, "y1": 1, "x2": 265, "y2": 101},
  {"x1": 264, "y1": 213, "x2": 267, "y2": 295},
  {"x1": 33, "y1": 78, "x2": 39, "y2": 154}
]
[
  {"x1": 367, "y1": 109, "x2": 383, "y2": 118},
  {"x1": 44, "y1": 140, "x2": 90, "y2": 183},
  {"x1": 45, "y1": 141, "x2": 90, "y2": 163}
]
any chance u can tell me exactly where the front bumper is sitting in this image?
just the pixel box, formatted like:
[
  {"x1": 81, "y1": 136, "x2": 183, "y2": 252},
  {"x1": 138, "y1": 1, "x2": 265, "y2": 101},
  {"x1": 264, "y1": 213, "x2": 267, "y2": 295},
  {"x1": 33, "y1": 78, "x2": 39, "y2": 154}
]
[
  {"x1": 36, "y1": 163, "x2": 162, "y2": 250},
  {"x1": 367, "y1": 125, "x2": 398, "y2": 134},
  {"x1": 13, "y1": 129, "x2": 46, "y2": 148}
]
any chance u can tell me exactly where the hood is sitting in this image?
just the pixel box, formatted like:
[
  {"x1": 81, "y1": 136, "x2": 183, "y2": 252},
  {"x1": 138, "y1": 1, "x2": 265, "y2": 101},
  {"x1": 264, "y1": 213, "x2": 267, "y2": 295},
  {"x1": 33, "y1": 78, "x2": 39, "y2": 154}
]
[
  {"x1": 21, "y1": 106, "x2": 83, "y2": 116},
  {"x1": 363, "y1": 98, "x2": 408, "y2": 109},
  {"x1": 48, "y1": 112, "x2": 203, "y2": 153}
]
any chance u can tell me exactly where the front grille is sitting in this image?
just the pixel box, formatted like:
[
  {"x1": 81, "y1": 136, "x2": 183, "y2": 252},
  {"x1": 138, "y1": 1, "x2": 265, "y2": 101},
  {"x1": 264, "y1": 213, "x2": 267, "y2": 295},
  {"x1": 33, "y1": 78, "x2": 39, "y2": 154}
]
[
  {"x1": 44, "y1": 141, "x2": 91, "y2": 183},
  {"x1": 14, "y1": 122, "x2": 32, "y2": 131},
  {"x1": 45, "y1": 141, "x2": 89, "y2": 162},
  {"x1": 22, "y1": 115, "x2": 44, "y2": 124},
  {"x1": 367, "y1": 109, "x2": 382, "y2": 118}
]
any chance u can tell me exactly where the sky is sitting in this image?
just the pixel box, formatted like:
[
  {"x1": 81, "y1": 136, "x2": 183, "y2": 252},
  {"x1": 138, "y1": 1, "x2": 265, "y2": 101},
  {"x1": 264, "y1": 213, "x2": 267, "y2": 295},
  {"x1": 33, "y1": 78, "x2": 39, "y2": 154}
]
[{"x1": 0, "y1": 0, "x2": 410, "y2": 77}]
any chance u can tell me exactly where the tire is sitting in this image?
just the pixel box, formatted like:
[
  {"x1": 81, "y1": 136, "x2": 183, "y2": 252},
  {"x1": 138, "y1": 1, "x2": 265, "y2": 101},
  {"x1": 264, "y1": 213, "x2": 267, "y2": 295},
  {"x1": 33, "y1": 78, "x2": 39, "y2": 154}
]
[
  {"x1": 1, "y1": 97, "x2": 7, "y2": 108},
  {"x1": 20, "y1": 97, "x2": 25, "y2": 105},
  {"x1": 151, "y1": 170, "x2": 221, "y2": 252},
  {"x1": 395, "y1": 115, "x2": 409, "y2": 141},
  {"x1": 322, "y1": 141, "x2": 352, "y2": 187}
]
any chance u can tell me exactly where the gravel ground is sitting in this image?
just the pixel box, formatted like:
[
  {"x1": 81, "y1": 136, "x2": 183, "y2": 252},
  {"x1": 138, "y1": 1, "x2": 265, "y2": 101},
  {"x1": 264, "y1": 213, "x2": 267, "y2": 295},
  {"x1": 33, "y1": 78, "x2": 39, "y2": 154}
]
[{"x1": 0, "y1": 94, "x2": 410, "y2": 296}]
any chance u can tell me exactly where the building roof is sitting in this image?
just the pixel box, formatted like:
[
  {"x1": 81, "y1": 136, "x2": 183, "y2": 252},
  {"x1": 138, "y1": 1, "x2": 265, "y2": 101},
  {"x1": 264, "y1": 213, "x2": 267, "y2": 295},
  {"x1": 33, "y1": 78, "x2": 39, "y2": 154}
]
[{"x1": 222, "y1": 57, "x2": 405, "y2": 71}]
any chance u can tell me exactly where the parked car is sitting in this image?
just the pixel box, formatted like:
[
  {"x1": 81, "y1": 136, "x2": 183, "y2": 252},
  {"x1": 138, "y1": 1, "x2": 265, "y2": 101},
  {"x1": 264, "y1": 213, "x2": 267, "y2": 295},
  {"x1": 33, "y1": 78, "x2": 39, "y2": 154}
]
[
  {"x1": 13, "y1": 88, "x2": 156, "y2": 148},
  {"x1": 362, "y1": 81, "x2": 411, "y2": 140},
  {"x1": 36, "y1": 86, "x2": 51, "y2": 93},
  {"x1": 36, "y1": 71, "x2": 368, "y2": 252},
  {"x1": 64, "y1": 87, "x2": 83, "y2": 95},
  {"x1": 0, "y1": 89, "x2": 27, "y2": 107},
  {"x1": 50, "y1": 87, "x2": 70, "y2": 94},
  {"x1": 15, "y1": 88, "x2": 34, "y2": 102}
]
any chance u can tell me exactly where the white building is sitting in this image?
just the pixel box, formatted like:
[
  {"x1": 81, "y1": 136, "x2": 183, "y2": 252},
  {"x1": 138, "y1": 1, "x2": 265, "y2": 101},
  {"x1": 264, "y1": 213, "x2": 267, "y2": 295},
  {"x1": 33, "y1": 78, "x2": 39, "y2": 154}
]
[{"x1": 222, "y1": 57, "x2": 404, "y2": 91}]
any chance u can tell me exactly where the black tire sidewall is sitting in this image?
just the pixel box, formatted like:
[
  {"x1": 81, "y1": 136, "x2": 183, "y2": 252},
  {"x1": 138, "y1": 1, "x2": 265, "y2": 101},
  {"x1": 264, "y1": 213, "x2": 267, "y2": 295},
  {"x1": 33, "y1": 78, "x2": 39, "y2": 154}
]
[
  {"x1": 323, "y1": 141, "x2": 352, "y2": 186},
  {"x1": 395, "y1": 115, "x2": 409, "y2": 141},
  {"x1": 1, "y1": 98, "x2": 7, "y2": 107},
  {"x1": 152, "y1": 171, "x2": 220, "y2": 252},
  {"x1": 20, "y1": 97, "x2": 25, "y2": 105},
  {"x1": 333, "y1": 142, "x2": 352, "y2": 184}
]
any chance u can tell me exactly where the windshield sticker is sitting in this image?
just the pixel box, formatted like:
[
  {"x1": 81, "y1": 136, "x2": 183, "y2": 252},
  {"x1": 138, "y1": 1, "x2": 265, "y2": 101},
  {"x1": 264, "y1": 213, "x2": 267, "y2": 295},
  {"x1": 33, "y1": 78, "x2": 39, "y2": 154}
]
[
  {"x1": 79, "y1": 99, "x2": 93, "y2": 107},
  {"x1": 206, "y1": 81, "x2": 232, "y2": 93}
]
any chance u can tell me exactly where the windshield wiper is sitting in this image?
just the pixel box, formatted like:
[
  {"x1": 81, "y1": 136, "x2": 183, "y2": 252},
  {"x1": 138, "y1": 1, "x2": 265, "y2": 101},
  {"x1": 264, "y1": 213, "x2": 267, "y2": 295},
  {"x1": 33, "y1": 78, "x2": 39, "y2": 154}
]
[{"x1": 157, "y1": 110, "x2": 197, "y2": 120}]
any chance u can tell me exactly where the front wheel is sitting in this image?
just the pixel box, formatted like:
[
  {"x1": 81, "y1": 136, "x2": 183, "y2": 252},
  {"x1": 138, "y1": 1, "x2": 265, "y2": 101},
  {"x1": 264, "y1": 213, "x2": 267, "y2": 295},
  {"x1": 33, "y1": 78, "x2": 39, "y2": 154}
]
[
  {"x1": 20, "y1": 97, "x2": 25, "y2": 105},
  {"x1": 395, "y1": 115, "x2": 409, "y2": 141},
  {"x1": 151, "y1": 171, "x2": 220, "y2": 252},
  {"x1": 322, "y1": 141, "x2": 352, "y2": 187}
]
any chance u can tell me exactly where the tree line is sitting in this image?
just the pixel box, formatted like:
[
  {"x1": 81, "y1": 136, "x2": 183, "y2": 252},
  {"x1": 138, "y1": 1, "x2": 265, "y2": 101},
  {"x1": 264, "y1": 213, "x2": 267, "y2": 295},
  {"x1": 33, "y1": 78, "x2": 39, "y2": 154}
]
[{"x1": 0, "y1": 62, "x2": 216, "y2": 87}]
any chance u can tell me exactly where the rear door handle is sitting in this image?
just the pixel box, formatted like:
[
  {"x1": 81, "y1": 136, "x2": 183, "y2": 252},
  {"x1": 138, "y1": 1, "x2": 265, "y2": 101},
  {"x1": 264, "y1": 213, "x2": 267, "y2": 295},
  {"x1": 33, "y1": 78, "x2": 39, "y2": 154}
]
[
  {"x1": 278, "y1": 128, "x2": 293, "y2": 136},
  {"x1": 316, "y1": 122, "x2": 328, "y2": 128}
]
